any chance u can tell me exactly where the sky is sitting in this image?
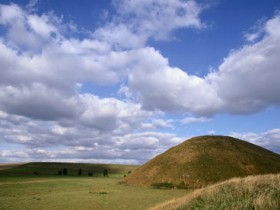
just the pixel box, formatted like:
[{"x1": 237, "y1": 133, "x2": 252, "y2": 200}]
[{"x1": 0, "y1": 0, "x2": 280, "y2": 164}]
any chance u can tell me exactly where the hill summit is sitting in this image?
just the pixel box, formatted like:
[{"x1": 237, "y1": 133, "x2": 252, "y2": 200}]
[{"x1": 124, "y1": 135, "x2": 280, "y2": 188}]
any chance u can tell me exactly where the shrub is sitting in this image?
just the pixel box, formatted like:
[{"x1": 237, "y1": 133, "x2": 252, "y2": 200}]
[
  {"x1": 62, "y1": 168, "x2": 67, "y2": 175},
  {"x1": 151, "y1": 182, "x2": 175, "y2": 189},
  {"x1": 103, "y1": 169, "x2": 108, "y2": 177},
  {"x1": 176, "y1": 181, "x2": 189, "y2": 189}
]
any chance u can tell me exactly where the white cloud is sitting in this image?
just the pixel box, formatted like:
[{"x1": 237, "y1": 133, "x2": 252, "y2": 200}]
[
  {"x1": 0, "y1": 110, "x2": 182, "y2": 163},
  {"x1": 122, "y1": 14, "x2": 280, "y2": 116},
  {"x1": 208, "y1": 14, "x2": 280, "y2": 114},
  {"x1": 51, "y1": 125, "x2": 68, "y2": 135},
  {"x1": 1, "y1": 150, "x2": 28, "y2": 159},
  {"x1": 113, "y1": 0, "x2": 203, "y2": 40},
  {"x1": 244, "y1": 32, "x2": 261, "y2": 43},
  {"x1": 1, "y1": 2, "x2": 280, "y2": 164},
  {"x1": 0, "y1": 83, "x2": 83, "y2": 120},
  {"x1": 0, "y1": 3, "x2": 171, "y2": 164},
  {"x1": 117, "y1": 132, "x2": 182, "y2": 150},
  {"x1": 231, "y1": 128, "x2": 280, "y2": 154},
  {"x1": 94, "y1": 23, "x2": 146, "y2": 49},
  {"x1": 95, "y1": 0, "x2": 204, "y2": 49},
  {"x1": 27, "y1": 14, "x2": 58, "y2": 39},
  {"x1": 0, "y1": 3, "x2": 60, "y2": 54},
  {"x1": 0, "y1": 3, "x2": 24, "y2": 24},
  {"x1": 243, "y1": 18, "x2": 266, "y2": 43},
  {"x1": 181, "y1": 116, "x2": 210, "y2": 124},
  {"x1": 78, "y1": 94, "x2": 152, "y2": 133},
  {"x1": 123, "y1": 47, "x2": 222, "y2": 115}
]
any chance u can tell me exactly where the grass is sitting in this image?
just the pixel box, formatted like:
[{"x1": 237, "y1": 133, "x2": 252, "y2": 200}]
[
  {"x1": 0, "y1": 163, "x2": 187, "y2": 210},
  {"x1": 124, "y1": 135, "x2": 280, "y2": 188},
  {"x1": 2, "y1": 139, "x2": 280, "y2": 210},
  {"x1": 0, "y1": 162, "x2": 138, "y2": 178},
  {"x1": 0, "y1": 177, "x2": 187, "y2": 210},
  {"x1": 150, "y1": 173, "x2": 280, "y2": 210}
]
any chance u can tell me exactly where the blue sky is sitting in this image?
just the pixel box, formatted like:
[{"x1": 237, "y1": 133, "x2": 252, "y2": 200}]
[{"x1": 0, "y1": 0, "x2": 280, "y2": 164}]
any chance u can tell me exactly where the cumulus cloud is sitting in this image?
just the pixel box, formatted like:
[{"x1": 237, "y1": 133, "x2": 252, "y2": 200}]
[
  {"x1": 207, "y1": 14, "x2": 280, "y2": 114},
  {"x1": 231, "y1": 129, "x2": 280, "y2": 154},
  {"x1": 0, "y1": 98, "x2": 179, "y2": 163},
  {"x1": 0, "y1": 84, "x2": 83, "y2": 120},
  {"x1": 1, "y1": 2, "x2": 196, "y2": 163},
  {"x1": 114, "y1": 0, "x2": 203, "y2": 38},
  {"x1": 181, "y1": 116, "x2": 210, "y2": 124},
  {"x1": 122, "y1": 47, "x2": 222, "y2": 115},
  {"x1": 95, "y1": 0, "x2": 203, "y2": 48},
  {"x1": 123, "y1": 13, "x2": 280, "y2": 116},
  {"x1": 1, "y1": 2, "x2": 280, "y2": 163},
  {"x1": 0, "y1": 3, "x2": 62, "y2": 54}
]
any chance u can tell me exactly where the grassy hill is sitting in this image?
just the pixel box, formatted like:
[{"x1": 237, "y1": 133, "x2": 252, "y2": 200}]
[
  {"x1": 124, "y1": 135, "x2": 280, "y2": 188},
  {"x1": 150, "y1": 173, "x2": 280, "y2": 210},
  {"x1": 0, "y1": 162, "x2": 138, "y2": 177}
]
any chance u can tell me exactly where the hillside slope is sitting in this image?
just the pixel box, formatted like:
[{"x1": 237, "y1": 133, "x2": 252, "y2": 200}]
[
  {"x1": 124, "y1": 135, "x2": 280, "y2": 188},
  {"x1": 150, "y1": 173, "x2": 280, "y2": 210}
]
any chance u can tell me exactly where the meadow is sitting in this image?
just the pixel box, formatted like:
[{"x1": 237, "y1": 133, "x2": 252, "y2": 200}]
[
  {"x1": 1, "y1": 145, "x2": 280, "y2": 210},
  {"x1": 0, "y1": 163, "x2": 187, "y2": 210}
]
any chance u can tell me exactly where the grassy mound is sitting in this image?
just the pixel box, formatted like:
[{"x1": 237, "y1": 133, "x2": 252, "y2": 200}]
[
  {"x1": 124, "y1": 135, "x2": 280, "y2": 188},
  {"x1": 150, "y1": 173, "x2": 280, "y2": 210}
]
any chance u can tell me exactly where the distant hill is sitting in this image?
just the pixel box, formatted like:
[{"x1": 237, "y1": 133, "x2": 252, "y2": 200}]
[
  {"x1": 0, "y1": 163, "x2": 26, "y2": 171},
  {"x1": 150, "y1": 173, "x2": 280, "y2": 210},
  {"x1": 124, "y1": 135, "x2": 280, "y2": 188},
  {"x1": 0, "y1": 162, "x2": 138, "y2": 177}
]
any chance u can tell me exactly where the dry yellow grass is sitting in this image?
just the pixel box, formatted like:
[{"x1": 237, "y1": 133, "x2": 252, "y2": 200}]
[{"x1": 150, "y1": 173, "x2": 280, "y2": 210}]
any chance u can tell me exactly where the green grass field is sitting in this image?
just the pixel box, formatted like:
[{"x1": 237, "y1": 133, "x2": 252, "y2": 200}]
[{"x1": 0, "y1": 163, "x2": 187, "y2": 210}]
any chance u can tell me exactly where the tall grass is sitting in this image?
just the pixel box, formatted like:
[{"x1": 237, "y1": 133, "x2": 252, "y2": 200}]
[{"x1": 150, "y1": 173, "x2": 280, "y2": 210}]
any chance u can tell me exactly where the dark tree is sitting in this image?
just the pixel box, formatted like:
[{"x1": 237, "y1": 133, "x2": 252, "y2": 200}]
[
  {"x1": 58, "y1": 170, "x2": 62, "y2": 175},
  {"x1": 33, "y1": 172, "x2": 38, "y2": 175},
  {"x1": 88, "y1": 172, "x2": 93, "y2": 176},
  {"x1": 103, "y1": 169, "x2": 108, "y2": 177},
  {"x1": 78, "y1": 168, "x2": 82, "y2": 176},
  {"x1": 62, "y1": 168, "x2": 67, "y2": 175}
]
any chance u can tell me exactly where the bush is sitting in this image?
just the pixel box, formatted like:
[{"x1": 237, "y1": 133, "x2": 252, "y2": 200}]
[
  {"x1": 103, "y1": 169, "x2": 108, "y2": 177},
  {"x1": 62, "y1": 168, "x2": 67, "y2": 175},
  {"x1": 151, "y1": 182, "x2": 175, "y2": 189},
  {"x1": 88, "y1": 172, "x2": 93, "y2": 176},
  {"x1": 176, "y1": 181, "x2": 189, "y2": 189}
]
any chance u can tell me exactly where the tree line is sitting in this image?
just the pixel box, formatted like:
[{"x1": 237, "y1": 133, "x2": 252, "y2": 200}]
[{"x1": 57, "y1": 168, "x2": 109, "y2": 176}]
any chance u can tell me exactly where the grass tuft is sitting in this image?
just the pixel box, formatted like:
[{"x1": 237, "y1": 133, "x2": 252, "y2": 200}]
[{"x1": 150, "y1": 173, "x2": 280, "y2": 210}]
